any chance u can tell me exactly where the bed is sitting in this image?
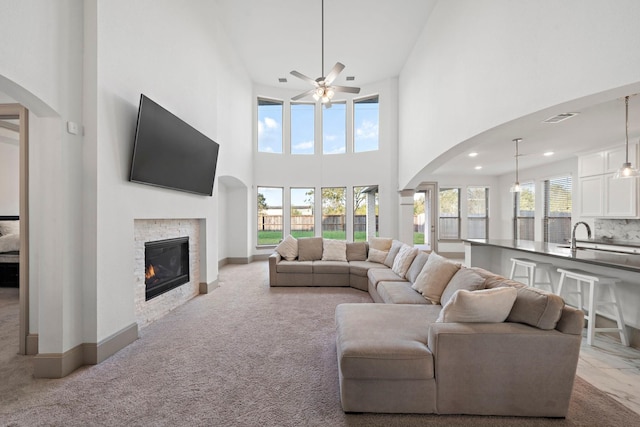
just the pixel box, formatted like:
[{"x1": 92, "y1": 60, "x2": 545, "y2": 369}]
[{"x1": 0, "y1": 216, "x2": 20, "y2": 287}]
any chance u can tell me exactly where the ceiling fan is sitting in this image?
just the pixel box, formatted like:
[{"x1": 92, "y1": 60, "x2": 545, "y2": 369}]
[{"x1": 290, "y1": 0, "x2": 360, "y2": 106}]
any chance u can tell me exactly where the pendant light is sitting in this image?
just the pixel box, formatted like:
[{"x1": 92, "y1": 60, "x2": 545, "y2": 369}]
[
  {"x1": 613, "y1": 95, "x2": 639, "y2": 179},
  {"x1": 510, "y1": 138, "x2": 523, "y2": 192}
]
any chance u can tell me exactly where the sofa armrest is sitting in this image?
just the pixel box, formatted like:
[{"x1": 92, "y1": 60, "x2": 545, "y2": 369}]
[
  {"x1": 268, "y1": 252, "x2": 281, "y2": 286},
  {"x1": 427, "y1": 322, "x2": 581, "y2": 417}
]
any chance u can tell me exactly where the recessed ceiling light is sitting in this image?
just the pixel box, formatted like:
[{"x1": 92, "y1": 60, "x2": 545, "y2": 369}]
[
  {"x1": 278, "y1": 77, "x2": 287, "y2": 83},
  {"x1": 544, "y1": 151, "x2": 554, "y2": 156},
  {"x1": 468, "y1": 152, "x2": 479, "y2": 157},
  {"x1": 474, "y1": 165, "x2": 482, "y2": 170}
]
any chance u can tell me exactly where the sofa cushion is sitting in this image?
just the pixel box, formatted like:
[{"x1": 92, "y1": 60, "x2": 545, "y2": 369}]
[
  {"x1": 369, "y1": 237, "x2": 392, "y2": 252},
  {"x1": 507, "y1": 286, "x2": 565, "y2": 330},
  {"x1": 297, "y1": 237, "x2": 323, "y2": 261},
  {"x1": 377, "y1": 282, "x2": 429, "y2": 304},
  {"x1": 367, "y1": 248, "x2": 388, "y2": 264},
  {"x1": 391, "y1": 244, "x2": 419, "y2": 279},
  {"x1": 349, "y1": 260, "x2": 388, "y2": 277},
  {"x1": 411, "y1": 252, "x2": 461, "y2": 304},
  {"x1": 313, "y1": 260, "x2": 350, "y2": 274},
  {"x1": 384, "y1": 240, "x2": 403, "y2": 268},
  {"x1": 436, "y1": 287, "x2": 518, "y2": 323},
  {"x1": 346, "y1": 242, "x2": 368, "y2": 261},
  {"x1": 275, "y1": 234, "x2": 298, "y2": 261},
  {"x1": 406, "y1": 251, "x2": 429, "y2": 284},
  {"x1": 440, "y1": 267, "x2": 486, "y2": 307},
  {"x1": 322, "y1": 239, "x2": 347, "y2": 261},
  {"x1": 367, "y1": 268, "x2": 405, "y2": 289},
  {"x1": 276, "y1": 260, "x2": 313, "y2": 274}
]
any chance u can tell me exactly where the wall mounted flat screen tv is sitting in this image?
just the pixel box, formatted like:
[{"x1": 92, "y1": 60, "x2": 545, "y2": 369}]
[{"x1": 129, "y1": 94, "x2": 219, "y2": 196}]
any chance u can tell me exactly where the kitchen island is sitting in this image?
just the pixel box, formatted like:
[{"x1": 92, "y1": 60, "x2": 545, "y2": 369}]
[{"x1": 464, "y1": 238, "x2": 640, "y2": 347}]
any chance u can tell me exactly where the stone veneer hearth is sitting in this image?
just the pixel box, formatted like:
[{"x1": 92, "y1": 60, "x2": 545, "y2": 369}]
[{"x1": 134, "y1": 219, "x2": 201, "y2": 328}]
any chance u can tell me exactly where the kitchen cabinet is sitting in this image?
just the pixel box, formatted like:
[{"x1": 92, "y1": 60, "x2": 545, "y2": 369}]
[{"x1": 578, "y1": 143, "x2": 639, "y2": 218}]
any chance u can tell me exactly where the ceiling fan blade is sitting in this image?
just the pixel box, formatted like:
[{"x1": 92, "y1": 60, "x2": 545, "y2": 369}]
[
  {"x1": 324, "y1": 62, "x2": 345, "y2": 85},
  {"x1": 331, "y1": 85, "x2": 361, "y2": 94},
  {"x1": 290, "y1": 70, "x2": 318, "y2": 86},
  {"x1": 291, "y1": 88, "x2": 316, "y2": 101}
]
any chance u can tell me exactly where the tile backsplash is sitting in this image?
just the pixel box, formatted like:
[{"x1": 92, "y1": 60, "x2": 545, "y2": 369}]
[{"x1": 594, "y1": 219, "x2": 640, "y2": 242}]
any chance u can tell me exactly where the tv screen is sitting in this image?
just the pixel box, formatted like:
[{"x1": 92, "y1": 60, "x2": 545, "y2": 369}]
[{"x1": 129, "y1": 94, "x2": 219, "y2": 196}]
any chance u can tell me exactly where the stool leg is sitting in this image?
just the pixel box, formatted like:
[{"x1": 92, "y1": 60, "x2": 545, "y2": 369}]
[
  {"x1": 509, "y1": 261, "x2": 517, "y2": 280},
  {"x1": 607, "y1": 284, "x2": 630, "y2": 347},
  {"x1": 587, "y1": 279, "x2": 596, "y2": 346},
  {"x1": 556, "y1": 272, "x2": 566, "y2": 296},
  {"x1": 545, "y1": 268, "x2": 555, "y2": 293},
  {"x1": 527, "y1": 265, "x2": 534, "y2": 286}
]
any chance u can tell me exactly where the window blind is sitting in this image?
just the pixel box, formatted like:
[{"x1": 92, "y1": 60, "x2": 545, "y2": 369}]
[{"x1": 544, "y1": 176, "x2": 572, "y2": 244}]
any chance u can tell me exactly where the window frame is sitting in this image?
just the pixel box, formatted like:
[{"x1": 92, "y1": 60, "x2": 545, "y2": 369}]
[
  {"x1": 467, "y1": 186, "x2": 489, "y2": 239},
  {"x1": 353, "y1": 95, "x2": 380, "y2": 153},
  {"x1": 290, "y1": 187, "x2": 315, "y2": 239},
  {"x1": 543, "y1": 175, "x2": 572, "y2": 244},
  {"x1": 438, "y1": 187, "x2": 461, "y2": 241},
  {"x1": 257, "y1": 97, "x2": 283, "y2": 154},
  {"x1": 321, "y1": 186, "x2": 347, "y2": 240},
  {"x1": 256, "y1": 186, "x2": 284, "y2": 246},
  {"x1": 513, "y1": 181, "x2": 535, "y2": 241}
]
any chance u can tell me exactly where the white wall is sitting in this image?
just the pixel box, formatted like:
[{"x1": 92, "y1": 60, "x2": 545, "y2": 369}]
[
  {"x1": 0, "y1": 139, "x2": 19, "y2": 215},
  {"x1": 399, "y1": 0, "x2": 640, "y2": 190},
  {"x1": 252, "y1": 78, "x2": 400, "y2": 251}
]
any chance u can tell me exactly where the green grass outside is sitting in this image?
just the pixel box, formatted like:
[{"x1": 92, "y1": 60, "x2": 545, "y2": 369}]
[
  {"x1": 258, "y1": 230, "x2": 387, "y2": 245},
  {"x1": 414, "y1": 232, "x2": 425, "y2": 244}
]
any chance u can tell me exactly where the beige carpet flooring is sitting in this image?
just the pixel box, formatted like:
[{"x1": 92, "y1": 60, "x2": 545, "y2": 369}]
[{"x1": 1, "y1": 261, "x2": 639, "y2": 426}]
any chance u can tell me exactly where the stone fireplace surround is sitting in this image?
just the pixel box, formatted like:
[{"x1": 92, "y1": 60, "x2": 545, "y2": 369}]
[{"x1": 134, "y1": 219, "x2": 203, "y2": 328}]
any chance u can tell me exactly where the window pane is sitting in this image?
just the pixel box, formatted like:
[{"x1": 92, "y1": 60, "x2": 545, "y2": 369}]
[
  {"x1": 439, "y1": 188, "x2": 460, "y2": 240},
  {"x1": 354, "y1": 96, "x2": 379, "y2": 152},
  {"x1": 467, "y1": 187, "x2": 488, "y2": 239},
  {"x1": 354, "y1": 186, "x2": 378, "y2": 242},
  {"x1": 322, "y1": 187, "x2": 346, "y2": 239},
  {"x1": 544, "y1": 176, "x2": 572, "y2": 244},
  {"x1": 257, "y1": 99, "x2": 282, "y2": 153},
  {"x1": 291, "y1": 188, "x2": 314, "y2": 238},
  {"x1": 291, "y1": 103, "x2": 314, "y2": 154},
  {"x1": 414, "y1": 192, "x2": 426, "y2": 244},
  {"x1": 514, "y1": 182, "x2": 535, "y2": 240},
  {"x1": 257, "y1": 187, "x2": 283, "y2": 245},
  {"x1": 322, "y1": 102, "x2": 346, "y2": 154}
]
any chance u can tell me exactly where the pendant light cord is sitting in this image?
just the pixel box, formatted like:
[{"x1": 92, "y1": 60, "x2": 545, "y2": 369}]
[
  {"x1": 321, "y1": 0, "x2": 324, "y2": 77},
  {"x1": 625, "y1": 95, "x2": 629, "y2": 164}
]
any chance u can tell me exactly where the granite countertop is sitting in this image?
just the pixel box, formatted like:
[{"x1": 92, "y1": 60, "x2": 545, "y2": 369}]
[
  {"x1": 576, "y1": 237, "x2": 640, "y2": 249},
  {"x1": 464, "y1": 239, "x2": 640, "y2": 273}
]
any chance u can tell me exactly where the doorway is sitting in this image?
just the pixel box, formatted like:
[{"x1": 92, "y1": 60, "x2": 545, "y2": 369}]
[
  {"x1": 414, "y1": 182, "x2": 437, "y2": 253},
  {"x1": 0, "y1": 103, "x2": 30, "y2": 355}
]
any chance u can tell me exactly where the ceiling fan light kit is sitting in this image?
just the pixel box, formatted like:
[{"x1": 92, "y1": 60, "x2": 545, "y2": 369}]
[
  {"x1": 613, "y1": 95, "x2": 640, "y2": 179},
  {"x1": 290, "y1": 0, "x2": 360, "y2": 104}
]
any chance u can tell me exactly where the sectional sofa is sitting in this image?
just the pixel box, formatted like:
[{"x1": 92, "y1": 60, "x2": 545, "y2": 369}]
[{"x1": 269, "y1": 236, "x2": 585, "y2": 418}]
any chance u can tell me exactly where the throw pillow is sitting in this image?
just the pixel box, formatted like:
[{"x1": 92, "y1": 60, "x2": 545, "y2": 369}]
[
  {"x1": 411, "y1": 252, "x2": 461, "y2": 304},
  {"x1": 0, "y1": 234, "x2": 20, "y2": 252},
  {"x1": 383, "y1": 240, "x2": 403, "y2": 268},
  {"x1": 0, "y1": 220, "x2": 19, "y2": 236},
  {"x1": 506, "y1": 286, "x2": 565, "y2": 330},
  {"x1": 391, "y1": 244, "x2": 419, "y2": 279},
  {"x1": 346, "y1": 242, "x2": 367, "y2": 261},
  {"x1": 367, "y1": 248, "x2": 388, "y2": 264},
  {"x1": 405, "y1": 251, "x2": 429, "y2": 284},
  {"x1": 275, "y1": 234, "x2": 298, "y2": 261},
  {"x1": 297, "y1": 237, "x2": 323, "y2": 261},
  {"x1": 440, "y1": 267, "x2": 486, "y2": 307},
  {"x1": 369, "y1": 237, "x2": 392, "y2": 252},
  {"x1": 322, "y1": 239, "x2": 347, "y2": 262},
  {"x1": 436, "y1": 287, "x2": 518, "y2": 323}
]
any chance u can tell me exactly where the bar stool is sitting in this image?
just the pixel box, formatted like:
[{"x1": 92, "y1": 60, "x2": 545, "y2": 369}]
[
  {"x1": 556, "y1": 268, "x2": 629, "y2": 347},
  {"x1": 508, "y1": 257, "x2": 556, "y2": 292}
]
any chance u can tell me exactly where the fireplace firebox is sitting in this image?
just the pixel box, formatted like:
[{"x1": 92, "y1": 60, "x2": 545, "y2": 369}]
[{"x1": 145, "y1": 237, "x2": 189, "y2": 301}]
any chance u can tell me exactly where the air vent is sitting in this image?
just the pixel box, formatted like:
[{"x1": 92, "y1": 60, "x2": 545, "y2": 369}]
[
  {"x1": 278, "y1": 77, "x2": 287, "y2": 83},
  {"x1": 346, "y1": 76, "x2": 355, "y2": 81},
  {"x1": 543, "y1": 112, "x2": 579, "y2": 123}
]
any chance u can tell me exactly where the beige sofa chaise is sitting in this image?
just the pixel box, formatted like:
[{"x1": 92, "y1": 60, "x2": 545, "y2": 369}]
[{"x1": 269, "y1": 236, "x2": 584, "y2": 418}]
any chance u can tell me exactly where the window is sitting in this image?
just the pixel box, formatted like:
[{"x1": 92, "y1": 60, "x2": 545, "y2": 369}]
[
  {"x1": 514, "y1": 182, "x2": 535, "y2": 241},
  {"x1": 257, "y1": 98, "x2": 282, "y2": 153},
  {"x1": 290, "y1": 103, "x2": 314, "y2": 154},
  {"x1": 257, "y1": 187, "x2": 283, "y2": 245},
  {"x1": 438, "y1": 188, "x2": 460, "y2": 240},
  {"x1": 353, "y1": 186, "x2": 378, "y2": 242},
  {"x1": 544, "y1": 176, "x2": 572, "y2": 244},
  {"x1": 322, "y1": 102, "x2": 346, "y2": 154},
  {"x1": 291, "y1": 188, "x2": 314, "y2": 238},
  {"x1": 414, "y1": 192, "x2": 426, "y2": 244},
  {"x1": 467, "y1": 187, "x2": 489, "y2": 239},
  {"x1": 354, "y1": 96, "x2": 379, "y2": 152},
  {"x1": 321, "y1": 187, "x2": 346, "y2": 239}
]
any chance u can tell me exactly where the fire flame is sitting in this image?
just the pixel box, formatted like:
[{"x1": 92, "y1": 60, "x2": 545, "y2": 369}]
[{"x1": 145, "y1": 264, "x2": 156, "y2": 280}]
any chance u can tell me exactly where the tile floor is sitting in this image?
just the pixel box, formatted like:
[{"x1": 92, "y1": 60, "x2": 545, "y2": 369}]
[{"x1": 577, "y1": 332, "x2": 640, "y2": 415}]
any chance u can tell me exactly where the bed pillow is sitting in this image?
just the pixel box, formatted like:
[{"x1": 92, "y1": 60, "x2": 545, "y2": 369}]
[
  {"x1": 275, "y1": 235, "x2": 298, "y2": 261},
  {"x1": 391, "y1": 244, "x2": 419, "y2": 279},
  {"x1": 0, "y1": 220, "x2": 19, "y2": 236},
  {"x1": 322, "y1": 239, "x2": 347, "y2": 262},
  {"x1": 367, "y1": 248, "x2": 388, "y2": 264},
  {"x1": 0, "y1": 234, "x2": 20, "y2": 252},
  {"x1": 436, "y1": 287, "x2": 518, "y2": 323},
  {"x1": 297, "y1": 237, "x2": 323, "y2": 261},
  {"x1": 411, "y1": 252, "x2": 461, "y2": 304}
]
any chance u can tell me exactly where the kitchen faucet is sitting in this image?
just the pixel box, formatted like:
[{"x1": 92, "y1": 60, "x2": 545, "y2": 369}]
[{"x1": 571, "y1": 222, "x2": 592, "y2": 253}]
